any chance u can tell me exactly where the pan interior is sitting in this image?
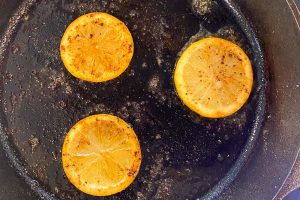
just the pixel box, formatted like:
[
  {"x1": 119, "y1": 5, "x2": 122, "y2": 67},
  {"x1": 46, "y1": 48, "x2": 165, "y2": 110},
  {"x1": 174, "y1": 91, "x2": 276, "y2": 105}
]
[{"x1": 0, "y1": 0, "x2": 262, "y2": 199}]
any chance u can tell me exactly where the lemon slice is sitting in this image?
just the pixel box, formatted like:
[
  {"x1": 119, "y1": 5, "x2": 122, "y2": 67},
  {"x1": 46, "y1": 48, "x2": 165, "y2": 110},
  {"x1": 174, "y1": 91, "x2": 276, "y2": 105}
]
[
  {"x1": 62, "y1": 114, "x2": 141, "y2": 196},
  {"x1": 174, "y1": 37, "x2": 253, "y2": 118},
  {"x1": 60, "y1": 12, "x2": 134, "y2": 82}
]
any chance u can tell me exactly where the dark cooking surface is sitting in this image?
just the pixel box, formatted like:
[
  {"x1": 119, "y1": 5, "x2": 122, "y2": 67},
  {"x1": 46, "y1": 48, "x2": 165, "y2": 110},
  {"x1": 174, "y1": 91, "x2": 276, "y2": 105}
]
[
  {"x1": 0, "y1": 0, "x2": 263, "y2": 199},
  {"x1": 0, "y1": 0, "x2": 264, "y2": 199},
  {"x1": 0, "y1": 0, "x2": 300, "y2": 200}
]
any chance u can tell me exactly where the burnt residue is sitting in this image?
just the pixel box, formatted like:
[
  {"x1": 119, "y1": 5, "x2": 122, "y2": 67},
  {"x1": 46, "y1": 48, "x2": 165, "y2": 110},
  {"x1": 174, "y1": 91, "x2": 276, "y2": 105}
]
[
  {"x1": 190, "y1": 0, "x2": 231, "y2": 32},
  {"x1": 192, "y1": 0, "x2": 219, "y2": 16},
  {"x1": 0, "y1": 0, "x2": 265, "y2": 200}
]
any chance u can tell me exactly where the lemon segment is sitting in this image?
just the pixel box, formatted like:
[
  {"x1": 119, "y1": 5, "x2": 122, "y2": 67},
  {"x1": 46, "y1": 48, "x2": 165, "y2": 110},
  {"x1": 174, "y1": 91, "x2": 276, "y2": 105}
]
[{"x1": 174, "y1": 37, "x2": 253, "y2": 118}]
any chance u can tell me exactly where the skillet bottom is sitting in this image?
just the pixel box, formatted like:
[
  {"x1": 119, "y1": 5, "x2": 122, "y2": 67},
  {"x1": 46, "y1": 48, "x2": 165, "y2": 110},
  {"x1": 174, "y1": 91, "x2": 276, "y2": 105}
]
[{"x1": 0, "y1": 0, "x2": 264, "y2": 199}]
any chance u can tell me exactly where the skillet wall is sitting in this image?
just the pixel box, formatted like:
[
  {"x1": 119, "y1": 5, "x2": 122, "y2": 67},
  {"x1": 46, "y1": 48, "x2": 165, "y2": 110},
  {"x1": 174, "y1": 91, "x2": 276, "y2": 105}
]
[
  {"x1": 0, "y1": 2, "x2": 35, "y2": 200},
  {"x1": 220, "y1": 0, "x2": 300, "y2": 199},
  {"x1": 0, "y1": 138, "x2": 33, "y2": 199}
]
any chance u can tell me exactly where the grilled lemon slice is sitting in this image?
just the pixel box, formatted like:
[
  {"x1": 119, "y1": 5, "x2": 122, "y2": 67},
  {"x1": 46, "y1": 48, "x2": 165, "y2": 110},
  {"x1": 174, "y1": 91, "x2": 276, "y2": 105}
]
[
  {"x1": 60, "y1": 12, "x2": 134, "y2": 82},
  {"x1": 62, "y1": 114, "x2": 141, "y2": 196},
  {"x1": 174, "y1": 37, "x2": 253, "y2": 118}
]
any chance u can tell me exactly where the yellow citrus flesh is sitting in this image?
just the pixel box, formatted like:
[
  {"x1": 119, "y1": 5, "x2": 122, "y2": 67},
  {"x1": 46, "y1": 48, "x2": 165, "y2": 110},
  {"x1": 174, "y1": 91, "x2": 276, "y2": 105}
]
[
  {"x1": 174, "y1": 37, "x2": 253, "y2": 118},
  {"x1": 62, "y1": 114, "x2": 141, "y2": 196},
  {"x1": 60, "y1": 12, "x2": 134, "y2": 82}
]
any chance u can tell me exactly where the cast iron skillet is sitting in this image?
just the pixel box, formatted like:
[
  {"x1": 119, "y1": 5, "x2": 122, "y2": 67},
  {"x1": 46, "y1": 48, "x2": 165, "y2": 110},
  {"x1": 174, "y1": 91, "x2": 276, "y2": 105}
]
[{"x1": 0, "y1": 0, "x2": 266, "y2": 199}]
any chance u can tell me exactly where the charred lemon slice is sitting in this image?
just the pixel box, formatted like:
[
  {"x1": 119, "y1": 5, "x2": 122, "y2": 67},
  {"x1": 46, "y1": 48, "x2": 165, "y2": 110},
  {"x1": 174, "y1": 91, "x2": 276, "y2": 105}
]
[
  {"x1": 60, "y1": 12, "x2": 134, "y2": 82},
  {"x1": 62, "y1": 114, "x2": 141, "y2": 196},
  {"x1": 174, "y1": 37, "x2": 253, "y2": 118}
]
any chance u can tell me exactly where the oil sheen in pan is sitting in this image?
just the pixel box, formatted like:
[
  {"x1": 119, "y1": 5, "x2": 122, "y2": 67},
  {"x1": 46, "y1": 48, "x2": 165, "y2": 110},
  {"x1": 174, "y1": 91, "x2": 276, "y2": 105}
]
[{"x1": 0, "y1": 0, "x2": 265, "y2": 199}]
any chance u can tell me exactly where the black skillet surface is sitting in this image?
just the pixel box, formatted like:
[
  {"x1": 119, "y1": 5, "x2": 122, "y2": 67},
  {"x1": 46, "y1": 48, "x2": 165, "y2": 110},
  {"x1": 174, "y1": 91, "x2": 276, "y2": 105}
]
[{"x1": 0, "y1": 0, "x2": 266, "y2": 199}]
